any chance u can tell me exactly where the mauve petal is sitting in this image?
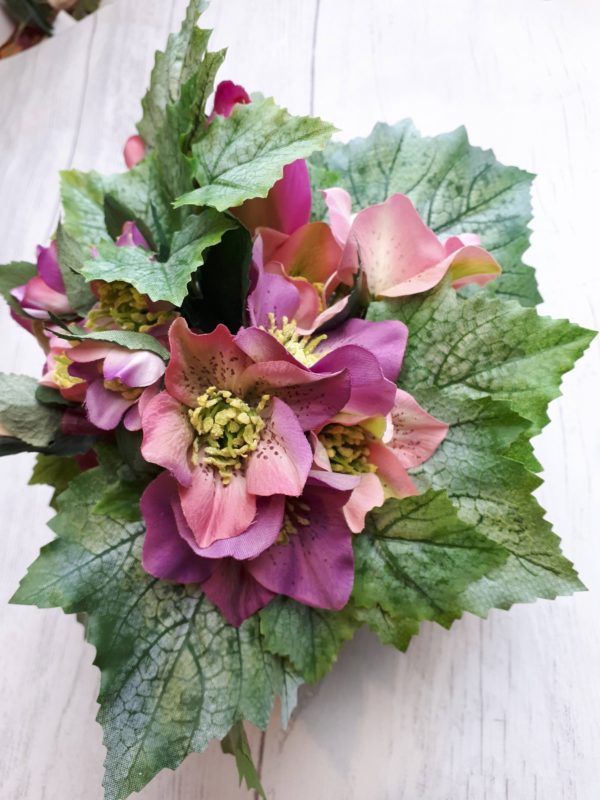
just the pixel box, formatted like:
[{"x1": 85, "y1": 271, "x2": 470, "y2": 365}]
[
  {"x1": 124, "y1": 383, "x2": 160, "y2": 431},
  {"x1": 297, "y1": 294, "x2": 351, "y2": 336},
  {"x1": 116, "y1": 221, "x2": 150, "y2": 250},
  {"x1": 307, "y1": 468, "x2": 360, "y2": 492},
  {"x1": 179, "y1": 465, "x2": 257, "y2": 548},
  {"x1": 443, "y1": 233, "x2": 481, "y2": 253},
  {"x1": 255, "y1": 228, "x2": 289, "y2": 265},
  {"x1": 316, "y1": 317, "x2": 408, "y2": 383},
  {"x1": 141, "y1": 390, "x2": 194, "y2": 485},
  {"x1": 235, "y1": 326, "x2": 296, "y2": 365},
  {"x1": 166, "y1": 319, "x2": 251, "y2": 406},
  {"x1": 85, "y1": 379, "x2": 134, "y2": 430},
  {"x1": 368, "y1": 441, "x2": 419, "y2": 498},
  {"x1": 246, "y1": 267, "x2": 301, "y2": 328},
  {"x1": 314, "y1": 344, "x2": 396, "y2": 418},
  {"x1": 343, "y1": 472, "x2": 385, "y2": 533},
  {"x1": 269, "y1": 222, "x2": 342, "y2": 285},
  {"x1": 246, "y1": 397, "x2": 312, "y2": 497},
  {"x1": 141, "y1": 473, "x2": 212, "y2": 584},
  {"x1": 36, "y1": 241, "x2": 64, "y2": 294},
  {"x1": 322, "y1": 187, "x2": 354, "y2": 246},
  {"x1": 339, "y1": 194, "x2": 445, "y2": 297},
  {"x1": 123, "y1": 135, "x2": 146, "y2": 168},
  {"x1": 211, "y1": 79, "x2": 250, "y2": 118},
  {"x1": 444, "y1": 244, "x2": 501, "y2": 289},
  {"x1": 201, "y1": 559, "x2": 275, "y2": 627},
  {"x1": 103, "y1": 348, "x2": 165, "y2": 387},
  {"x1": 174, "y1": 493, "x2": 285, "y2": 560},
  {"x1": 240, "y1": 361, "x2": 350, "y2": 430},
  {"x1": 234, "y1": 160, "x2": 312, "y2": 236},
  {"x1": 386, "y1": 388, "x2": 449, "y2": 467},
  {"x1": 68, "y1": 341, "x2": 114, "y2": 363},
  {"x1": 248, "y1": 483, "x2": 354, "y2": 610},
  {"x1": 15, "y1": 276, "x2": 71, "y2": 316}
]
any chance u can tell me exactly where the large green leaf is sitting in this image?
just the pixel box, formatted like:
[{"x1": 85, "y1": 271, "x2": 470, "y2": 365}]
[
  {"x1": 220, "y1": 721, "x2": 266, "y2": 799},
  {"x1": 0, "y1": 373, "x2": 60, "y2": 448},
  {"x1": 80, "y1": 211, "x2": 237, "y2": 305},
  {"x1": 60, "y1": 170, "x2": 108, "y2": 246},
  {"x1": 0, "y1": 260, "x2": 36, "y2": 314},
  {"x1": 369, "y1": 279, "x2": 595, "y2": 432},
  {"x1": 175, "y1": 98, "x2": 336, "y2": 211},
  {"x1": 352, "y1": 490, "x2": 507, "y2": 649},
  {"x1": 309, "y1": 120, "x2": 541, "y2": 307},
  {"x1": 11, "y1": 460, "x2": 302, "y2": 800},
  {"x1": 55, "y1": 224, "x2": 96, "y2": 315}
]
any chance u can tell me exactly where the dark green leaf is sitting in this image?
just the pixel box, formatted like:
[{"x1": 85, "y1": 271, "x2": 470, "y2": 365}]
[
  {"x1": 55, "y1": 224, "x2": 96, "y2": 315},
  {"x1": 0, "y1": 373, "x2": 60, "y2": 448},
  {"x1": 56, "y1": 326, "x2": 170, "y2": 361},
  {"x1": 221, "y1": 722, "x2": 266, "y2": 799}
]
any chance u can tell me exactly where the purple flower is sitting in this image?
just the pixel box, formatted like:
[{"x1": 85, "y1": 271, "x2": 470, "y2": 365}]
[{"x1": 11, "y1": 241, "x2": 73, "y2": 320}]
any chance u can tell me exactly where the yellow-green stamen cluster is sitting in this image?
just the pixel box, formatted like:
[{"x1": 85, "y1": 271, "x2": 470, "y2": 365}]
[
  {"x1": 318, "y1": 423, "x2": 377, "y2": 475},
  {"x1": 264, "y1": 313, "x2": 327, "y2": 367},
  {"x1": 188, "y1": 387, "x2": 270, "y2": 484},
  {"x1": 86, "y1": 281, "x2": 174, "y2": 333},
  {"x1": 51, "y1": 354, "x2": 83, "y2": 389},
  {"x1": 277, "y1": 499, "x2": 311, "y2": 544},
  {"x1": 103, "y1": 378, "x2": 143, "y2": 401}
]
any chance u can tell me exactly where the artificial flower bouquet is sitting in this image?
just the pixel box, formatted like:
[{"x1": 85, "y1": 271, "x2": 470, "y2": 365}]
[{"x1": 1, "y1": 1, "x2": 595, "y2": 797}]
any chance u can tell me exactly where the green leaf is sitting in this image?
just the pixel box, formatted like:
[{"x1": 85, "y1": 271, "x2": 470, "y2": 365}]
[
  {"x1": 29, "y1": 454, "x2": 81, "y2": 508},
  {"x1": 180, "y1": 224, "x2": 252, "y2": 332},
  {"x1": 221, "y1": 722, "x2": 266, "y2": 800},
  {"x1": 60, "y1": 170, "x2": 108, "y2": 246},
  {"x1": 0, "y1": 373, "x2": 60, "y2": 448},
  {"x1": 369, "y1": 279, "x2": 596, "y2": 432},
  {"x1": 55, "y1": 224, "x2": 96, "y2": 316},
  {"x1": 309, "y1": 119, "x2": 542, "y2": 307},
  {"x1": 56, "y1": 326, "x2": 170, "y2": 361},
  {"x1": 175, "y1": 97, "x2": 336, "y2": 211},
  {"x1": 11, "y1": 463, "x2": 302, "y2": 800},
  {"x1": 352, "y1": 490, "x2": 507, "y2": 649},
  {"x1": 0, "y1": 260, "x2": 36, "y2": 314},
  {"x1": 80, "y1": 211, "x2": 237, "y2": 305},
  {"x1": 260, "y1": 597, "x2": 357, "y2": 683}
]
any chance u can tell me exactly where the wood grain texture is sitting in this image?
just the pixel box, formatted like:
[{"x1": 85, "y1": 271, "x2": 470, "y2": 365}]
[{"x1": 0, "y1": 0, "x2": 598, "y2": 797}]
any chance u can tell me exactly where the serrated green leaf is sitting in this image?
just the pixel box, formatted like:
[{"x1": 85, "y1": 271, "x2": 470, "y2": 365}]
[
  {"x1": 352, "y1": 490, "x2": 507, "y2": 648},
  {"x1": 260, "y1": 597, "x2": 357, "y2": 683},
  {"x1": 60, "y1": 170, "x2": 108, "y2": 246},
  {"x1": 55, "y1": 224, "x2": 96, "y2": 315},
  {"x1": 221, "y1": 722, "x2": 266, "y2": 799},
  {"x1": 309, "y1": 120, "x2": 541, "y2": 306},
  {"x1": 0, "y1": 373, "x2": 60, "y2": 448},
  {"x1": 369, "y1": 279, "x2": 595, "y2": 432},
  {"x1": 11, "y1": 463, "x2": 302, "y2": 800},
  {"x1": 80, "y1": 211, "x2": 236, "y2": 305},
  {"x1": 29, "y1": 454, "x2": 81, "y2": 508},
  {"x1": 175, "y1": 98, "x2": 336, "y2": 211},
  {"x1": 0, "y1": 260, "x2": 36, "y2": 314}
]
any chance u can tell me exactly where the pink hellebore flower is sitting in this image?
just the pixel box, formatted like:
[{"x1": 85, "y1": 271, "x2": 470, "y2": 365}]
[
  {"x1": 140, "y1": 317, "x2": 351, "y2": 551},
  {"x1": 67, "y1": 342, "x2": 165, "y2": 431},
  {"x1": 141, "y1": 470, "x2": 356, "y2": 626},
  {"x1": 323, "y1": 188, "x2": 501, "y2": 298},
  {"x1": 313, "y1": 388, "x2": 449, "y2": 532},
  {"x1": 11, "y1": 240, "x2": 73, "y2": 320}
]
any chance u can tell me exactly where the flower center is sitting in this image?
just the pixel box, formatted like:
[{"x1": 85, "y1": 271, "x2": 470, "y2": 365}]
[
  {"x1": 52, "y1": 354, "x2": 84, "y2": 389},
  {"x1": 86, "y1": 281, "x2": 175, "y2": 333},
  {"x1": 188, "y1": 386, "x2": 270, "y2": 484},
  {"x1": 277, "y1": 499, "x2": 311, "y2": 544},
  {"x1": 318, "y1": 423, "x2": 377, "y2": 475},
  {"x1": 264, "y1": 313, "x2": 327, "y2": 367},
  {"x1": 103, "y1": 378, "x2": 144, "y2": 401}
]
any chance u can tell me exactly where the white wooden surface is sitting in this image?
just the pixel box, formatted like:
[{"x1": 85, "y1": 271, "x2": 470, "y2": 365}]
[{"x1": 0, "y1": 1, "x2": 599, "y2": 797}]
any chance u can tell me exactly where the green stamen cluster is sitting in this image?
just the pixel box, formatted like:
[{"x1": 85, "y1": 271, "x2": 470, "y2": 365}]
[
  {"x1": 188, "y1": 386, "x2": 270, "y2": 484},
  {"x1": 264, "y1": 313, "x2": 327, "y2": 367},
  {"x1": 86, "y1": 280, "x2": 174, "y2": 333},
  {"x1": 51, "y1": 354, "x2": 83, "y2": 389},
  {"x1": 277, "y1": 499, "x2": 311, "y2": 545},
  {"x1": 318, "y1": 423, "x2": 377, "y2": 475}
]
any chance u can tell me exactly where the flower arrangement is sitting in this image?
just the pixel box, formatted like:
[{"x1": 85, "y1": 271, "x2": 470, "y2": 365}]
[{"x1": 1, "y1": 1, "x2": 595, "y2": 797}]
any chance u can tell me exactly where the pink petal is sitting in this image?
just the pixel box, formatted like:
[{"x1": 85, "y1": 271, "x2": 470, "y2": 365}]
[
  {"x1": 322, "y1": 187, "x2": 354, "y2": 245},
  {"x1": 140, "y1": 390, "x2": 194, "y2": 485},
  {"x1": 103, "y1": 348, "x2": 165, "y2": 387},
  {"x1": 339, "y1": 194, "x2": 446, "y2": 297},
  {"x1": 443, "y1": 233, "x2": 481, "y2": 253},
  {"x1": 12, "y1": 275, "x2": 71, "y2": 316},
  {"x1": 368, "y1": 441, "x2": 419, "y2": 498},
  {"x1": 67, "y1": 341, "x2": 114, "y2": 363},
  {"x1": 179, "y1": 465, "x2": 257, "y2": 548},
  {"x1": 211, "y1": 80, "x2": 250, "y2": 118},
  {"x1": 36, "y1": 241, "x2": 64, "y2": 294},
  {"x1": 343, "y1": 472, "x2": 385, "y2": 533},
  {"x1": 235, "y1": 326, "x2": 296, "y2": 364},
  {"x1": 174, "y1": 493, "x2": 285, "y2": 560},
  {"x1": 246, "y1": 267, "x2": 301, "y2": 328},
  {"x1": 268, "y1": 222, "x2": 342, "y2": 285},
  {"x1": 386, "y1": 388, "x2": 449, "y2": 468},
  {"x1": 123, "y1": 135, "x2": 146, "y2": 168},
  {"x1": 240, "y1": 360, "x2": 350, "y2": 430},
  {"x1": 233, "y1": 160, "x2": 312, "y2": 236},
  {"x1": 201, "y1": 560, "x2": 275, "y2": 627},
  {"x1": 166, "y1": 319, "x2": 251, "y2": 406},
  {"x1": 245, "y1": 397, "x2": 312, "y2": 497},
  {"x1": 444, "y1": 244, "x2": 501, "y2": 289},
  {"x1": 141, "y1": 472, "x2": 212, "y2": 584},
  {"x1": 116, "y1": 221, "x2": 150, "y2": 249},
  {"x1": 85, "y1": 379, "x2": 135, "y2": 430}
]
